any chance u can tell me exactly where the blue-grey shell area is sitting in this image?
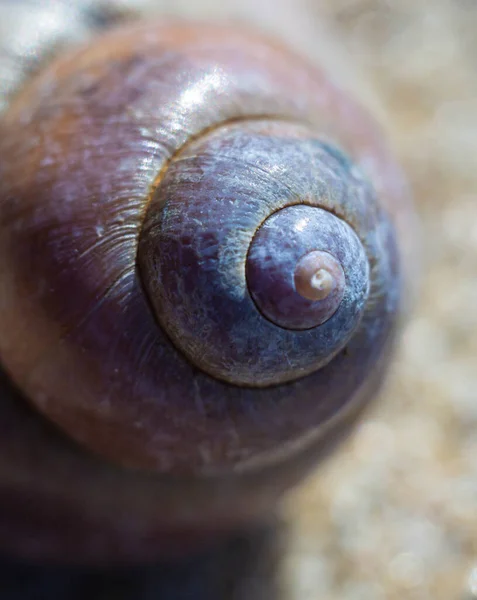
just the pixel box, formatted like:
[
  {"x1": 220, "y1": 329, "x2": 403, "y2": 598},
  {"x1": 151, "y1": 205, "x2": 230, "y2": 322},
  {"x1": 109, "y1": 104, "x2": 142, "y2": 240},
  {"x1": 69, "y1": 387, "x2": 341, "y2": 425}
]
[
  {"x1": 139, "y1": 121, "x2": 371, "y2": 386},
  {"x1": 247, "y1": 205, "x2": 365, "y2": 331},
  {"x1": 0, "y1": 22, "x2": 403, "y2": 474}
]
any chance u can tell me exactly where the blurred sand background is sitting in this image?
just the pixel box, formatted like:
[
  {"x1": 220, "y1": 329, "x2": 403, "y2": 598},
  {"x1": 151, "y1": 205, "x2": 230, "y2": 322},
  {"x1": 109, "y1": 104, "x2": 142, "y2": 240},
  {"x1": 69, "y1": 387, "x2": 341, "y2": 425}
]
[{"x1": 1, "y1": 1, "x2": 476, "y2": 598}]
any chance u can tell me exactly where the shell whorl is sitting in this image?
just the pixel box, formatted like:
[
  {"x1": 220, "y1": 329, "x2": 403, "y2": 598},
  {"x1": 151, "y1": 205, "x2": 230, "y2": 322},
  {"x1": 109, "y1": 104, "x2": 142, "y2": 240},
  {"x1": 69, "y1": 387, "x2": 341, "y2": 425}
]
[
  {"x1": 0, "y1": 21, "x2": 404, "y2": 475},
  {"x1": 139, "y1": 120, "x2": 371, "y2": 386}
]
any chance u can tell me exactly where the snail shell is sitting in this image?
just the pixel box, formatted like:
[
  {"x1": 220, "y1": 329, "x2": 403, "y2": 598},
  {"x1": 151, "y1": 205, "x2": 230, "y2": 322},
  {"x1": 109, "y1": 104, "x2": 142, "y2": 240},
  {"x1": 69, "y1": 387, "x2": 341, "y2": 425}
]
[{"x1": 0, "y1": 20, "x2": 415, "y2": 561}]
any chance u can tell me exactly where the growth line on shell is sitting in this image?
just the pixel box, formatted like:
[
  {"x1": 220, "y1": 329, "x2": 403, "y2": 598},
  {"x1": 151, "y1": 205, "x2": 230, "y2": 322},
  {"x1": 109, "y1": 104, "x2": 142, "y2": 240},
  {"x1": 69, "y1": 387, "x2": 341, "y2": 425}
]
[{"x1": 139, "y1": 113, "x2": 314, "y2": 231}]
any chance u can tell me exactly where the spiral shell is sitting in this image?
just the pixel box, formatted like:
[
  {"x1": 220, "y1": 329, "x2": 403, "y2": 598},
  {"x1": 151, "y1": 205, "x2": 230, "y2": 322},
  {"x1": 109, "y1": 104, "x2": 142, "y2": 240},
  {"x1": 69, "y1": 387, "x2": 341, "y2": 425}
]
[{"x1": 0, "y1": 21, "x2": 411, "y2": 481}]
